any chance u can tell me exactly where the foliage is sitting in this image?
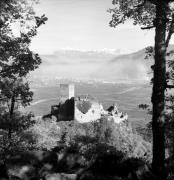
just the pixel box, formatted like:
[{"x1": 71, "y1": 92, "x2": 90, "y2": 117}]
[
  {"x1": 0, "y1": 1, "x2": 47, "y2": 78},
  {"x1": 0, "y1": 2, "x2": 47, "y2": 176},
  {"x1": 0, "y1": 77, "x2": 35, "y2": 140},
  {"x1": 77, "y1": 153, "x2": 153, "y2": 180},
  {"x1": 108, "y1": 0, "x2": 156, "y2": 28},
  {"x1": 0, "y1": 130, "x2": 35, "y2": 164},
  {"x1": 0, "y1": 0, "x2": 47, "y2": 135},
  {"x1": 23, "y1": 115, "x2": 152, "y2": 164},
  {"x1": 93, "y1": 118, "x2": 152, "y2": 161},
  {"x1": 165, "y1": 96, "x2": 174, "y2": 157},
  {"x1": 26, "y1": 117, "x2": 61, "y2": 150},
  {"x1": 0, "y1": 78, "x2": 33, "y2": 107},
  {"x1": 13, "y1": 116, "x2": 151, "y2": 179},
  {"x1": 0, "y1": 78, "x2": 36, "y2": 160},
  {"x1": 0, "y1": 111, "x2": 34, "y2": 132},
  {"x1": 54, "y1": 118, "x2": 152, "y2": 164},
  {"x1": 0, "y1": 0, "x2": 47, "y2": 80},
  {"x1": 0, "y1": 114, "x2": 154, "y2": 179},
  {"x1": 108, "y1": 1, "x2": 174, "y2": 178}
]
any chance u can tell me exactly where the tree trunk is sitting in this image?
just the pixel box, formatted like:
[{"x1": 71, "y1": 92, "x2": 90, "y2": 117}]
[
  {"x1": 152, "y1": 2, "x2": 168, "y2": 179},
  {"x1": 8, "y1": 94, "x2": 15, "y2": 139}
]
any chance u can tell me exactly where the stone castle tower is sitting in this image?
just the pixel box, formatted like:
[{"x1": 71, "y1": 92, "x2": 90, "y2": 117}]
[
  {"x1": 60, "y1": 84, "x2": 75, "y2": 103},
  {"x1": 52, "y1": 84, "x2": 75, "y2": 121}
]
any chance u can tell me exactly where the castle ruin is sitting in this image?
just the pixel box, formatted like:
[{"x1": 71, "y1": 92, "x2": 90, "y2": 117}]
[
  {"x1": 60, "y1": 84, "x2": 75, "y2": 102},
  {"x1": 50, "y1": 84, "x2": 128, "y2": 123}
]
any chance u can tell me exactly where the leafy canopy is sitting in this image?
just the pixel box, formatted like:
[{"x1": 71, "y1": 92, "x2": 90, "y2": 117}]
[{"x1": 108, "y1": 0, "x2": 174, "y2": 35}]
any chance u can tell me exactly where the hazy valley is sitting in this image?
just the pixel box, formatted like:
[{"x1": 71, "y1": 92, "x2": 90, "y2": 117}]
[
  {"x1": 27, "y1": 48, "x2": 155, "y2": 129},
  {"x1": 31, "y1": 48, "x2": 153, "y2": 83}
]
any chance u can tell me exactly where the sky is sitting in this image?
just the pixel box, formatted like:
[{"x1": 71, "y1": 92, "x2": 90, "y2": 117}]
[{"x1": 30, "y1": 0, "x2": 156, "y2": 54}]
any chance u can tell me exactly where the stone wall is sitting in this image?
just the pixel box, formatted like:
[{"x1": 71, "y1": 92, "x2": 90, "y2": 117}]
[{"x1": 75, "y1": 99, "x2": 105, "y2": 123}]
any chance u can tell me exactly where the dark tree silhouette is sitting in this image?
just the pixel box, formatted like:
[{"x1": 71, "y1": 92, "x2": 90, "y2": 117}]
[
  {"x1": 109, "y1": 1, "x2": 174, "y2": 179},
  {"x1": 0, "y1": 0, "x2": 47, "y2": 170},
  {"x1": 0, "y1": 0, "x2": 47, "y2": 137}
]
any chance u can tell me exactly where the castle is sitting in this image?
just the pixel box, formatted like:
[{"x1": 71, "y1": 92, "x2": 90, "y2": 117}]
[{"x1": 50, "y1": 84, "x2": 128, "y2": 123}]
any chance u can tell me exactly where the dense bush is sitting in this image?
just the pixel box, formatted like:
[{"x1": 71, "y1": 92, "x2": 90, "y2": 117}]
[
  {"x1": 26, "y1": 116, "x2": 61, "y2": 150},
  {"x1": 50, "y1": 117, "x2": 152, "y2": 165},
  {"x1": 76, "y1": 153, "x2": 153, "y2": 180},
  {"x1": 20, "y1": 110, "x2": 152, "y2": 162},
  {"x1": 0, "y1": 115, "x2": 153, "y2": 179},
  {"x1": 0, "y1": 112, "x2": 36, "y2": 163},
  {"x1": 76, "y1": 119, "x2": 149, "y2": 158}
]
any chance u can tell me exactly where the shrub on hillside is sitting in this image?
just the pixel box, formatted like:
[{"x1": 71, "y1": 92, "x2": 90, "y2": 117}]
[
  {"x1": 93, "y1": 118, "x2": 152, "y2": 161},
  {"x1": 76, "y1": 151, "x2": 153, "y2": 180},
  {"x1": 0, "y1": 115, "x2": 152, "y2": 180},
  {"x1": 21, "y1": 115, "x2": 151, "y2": 171},
  {"x1": 55, "y1": 117, "x2": 152, "y2": 163},
  {"x1": 0, "y1": 112, "x2": 36, "y2": 163},
  {"x1": 25, "y1": 117, "x2": 61, "y2": 150}
]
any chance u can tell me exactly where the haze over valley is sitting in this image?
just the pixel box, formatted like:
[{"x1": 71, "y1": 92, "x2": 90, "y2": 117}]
[
  {"x1": 27, "y1": 48, "x2": 154, "y2": 129},
  {"x1": 30, "y1": 48, "x2": 153, "y2": 84}
]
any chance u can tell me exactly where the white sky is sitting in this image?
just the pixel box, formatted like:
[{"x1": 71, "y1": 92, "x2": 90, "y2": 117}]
[{"x1": 30, "y1": 0, "x2": 156, "y2": 54}]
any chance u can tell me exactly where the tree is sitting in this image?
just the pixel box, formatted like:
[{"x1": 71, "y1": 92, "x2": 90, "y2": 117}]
[
  {"x1": 0, "y1": 0, "x2": 47, "y2": 76},
  {"x1": 109, "y1": 0, "x2": 174, "y2": 179},
  {"x1": 0, "y1": 78, "x2": 34, "y2": 138},
  {"x1": 0, "y1": 0, "x2": 47, "y2": 150},
  {"x1": 0, "y1": 0, "x2": 47, "y2": 135},
  {"x1": 0, "y1": 2, "x2": 47, "y2": 177}
]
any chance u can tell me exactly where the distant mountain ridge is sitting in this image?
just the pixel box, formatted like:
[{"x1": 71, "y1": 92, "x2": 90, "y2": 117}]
[
  {"x1": 92, "y1": 48, "x2": 152, "y2": 82},
  {"x1": 30, "y1": 45, "x2": 174, "y2": 83}
]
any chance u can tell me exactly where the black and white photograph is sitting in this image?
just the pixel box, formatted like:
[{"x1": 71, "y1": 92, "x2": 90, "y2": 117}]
[{"x1": 0, "y1": 0, "x2": 174, "y2": 179}]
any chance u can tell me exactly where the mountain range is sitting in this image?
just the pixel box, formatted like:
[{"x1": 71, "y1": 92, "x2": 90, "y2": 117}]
[{"x1": 30, "y1": 46, "x2": 174, "y2": 84}]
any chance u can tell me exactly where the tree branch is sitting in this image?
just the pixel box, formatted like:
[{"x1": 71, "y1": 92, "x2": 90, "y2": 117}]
[
  {"x1": 147, "y1": 0, "x2": 157, "y2": 5},
  {"x1": 134, "y1": 0, "x2": 158, "y2": 9},
  {"x1": 134, "y1": 0, "x2": 147, "y2": 8},
  {"x1": 141, "y1": 25, "x2": 155, "y2": 30},
  {"x1": 166, "y1": 84, "x2": 174, "y2": 89},
  {"x1": 166, "y1": 14, "x2": 174, "y2": 48}
]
